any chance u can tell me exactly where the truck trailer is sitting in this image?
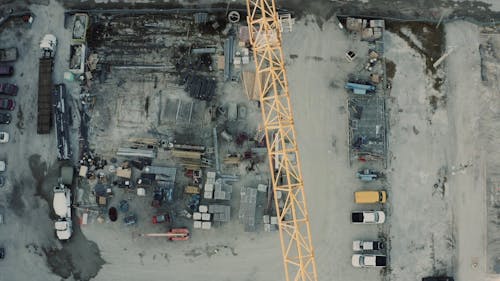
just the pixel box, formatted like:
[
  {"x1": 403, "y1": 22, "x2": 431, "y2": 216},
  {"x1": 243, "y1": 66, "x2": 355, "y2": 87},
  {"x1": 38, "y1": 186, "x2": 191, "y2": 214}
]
[{"x1": 37, "y1": 34, "x2": 56, "y2": 134}]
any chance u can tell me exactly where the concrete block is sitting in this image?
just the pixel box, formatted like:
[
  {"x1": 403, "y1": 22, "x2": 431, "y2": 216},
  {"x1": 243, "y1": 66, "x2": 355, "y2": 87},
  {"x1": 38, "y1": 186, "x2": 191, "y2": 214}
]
[
  {"x1": 204, "y1": 190, "x2": 213, "y2": 199},
  {"x1": 199, "y1": 205, "x2": 208, "y2": 213},
  {"x1": 263, "y1": 215, "x2": 270, "y2": 224},
  {"x1": 257, "y1": 184, "x2": 267, "y2": 192},
  {"x1": 201, "y1": 221, "x2": 212, "y2": 229},
  {"x1": 193, "y1": 212, "x2": 202, "y2": 220},
  {"x1": 270, "y1": 216, "x2": 278, "y2": 225},
  {"x1": 204, "y1": 184, "x2": 214, "y2": 192},
  {"x1": 194, "y1": 220, "x2": 202, "y2": 229}
]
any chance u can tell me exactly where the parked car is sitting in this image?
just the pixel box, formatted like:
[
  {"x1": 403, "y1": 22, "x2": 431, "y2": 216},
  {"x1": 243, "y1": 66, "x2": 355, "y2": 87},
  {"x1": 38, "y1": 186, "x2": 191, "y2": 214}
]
[
  {"x1": 353, "y1": 240, "x2": 384, "y2": 251},
  {"x1": 351, "y1": 211, "x2": 385, "y2": 224},
  {"x1": 0, "y1": 176, "x2": 4, "y2": 187},
  {"x1": 0, "y1": 161, "x2": 5, "y2": 172},
  {"x1": 352, "y1": 254, "x2": 387, "y2": 267},
  {"x1": 0, "y1": 65, "x2": 13, "y2": 77},
  {"x1": 0, "y1": 83, "x2": 17, "y2": 96},
  {"x1": 0, "y1": 113, "x2": 10, "y2": 124},
  {"x1": 0, "y1": 98, "x2": 14, "y2": 111},
  {"x1": 0, "y1": 132, "x2": 9, "y2": 143},
  {"x1": 152, "y1": 213, "x2": 170, "y2": 224},
  {"x1": 0, "y1": 247, "x2": 4, "y2": 259},
  {"x1": 123, "y1": 214, "x2": 137, "y2": 226},
  {"x1": 354, "y1": 190, "x2": 387, "y2": 204}
]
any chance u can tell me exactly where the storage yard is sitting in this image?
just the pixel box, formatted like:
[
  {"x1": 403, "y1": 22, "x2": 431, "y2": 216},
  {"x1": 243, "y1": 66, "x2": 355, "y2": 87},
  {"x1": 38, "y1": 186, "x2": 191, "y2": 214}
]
[{"x1": 0, "y1": 1, "x2": 498, "y2": 281}]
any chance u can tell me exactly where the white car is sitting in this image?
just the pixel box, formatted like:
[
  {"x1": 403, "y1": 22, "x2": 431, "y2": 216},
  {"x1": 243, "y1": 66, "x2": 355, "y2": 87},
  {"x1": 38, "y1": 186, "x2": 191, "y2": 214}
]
[
  {"x1": 0, "y1": 161, "x2": 5, "y2": 172},
  {"x1": 351, "y1": 211, "x2": 386, "y2": 224},
  {"x1": 352, "y1": 254, "x2": 387, "y2": 267},
  {"x1": 0, "y1": 132, "x2": 9, "y2": 143},
  {"x1": 353, "y1": 240, "x2": 384, "y2": 251}
]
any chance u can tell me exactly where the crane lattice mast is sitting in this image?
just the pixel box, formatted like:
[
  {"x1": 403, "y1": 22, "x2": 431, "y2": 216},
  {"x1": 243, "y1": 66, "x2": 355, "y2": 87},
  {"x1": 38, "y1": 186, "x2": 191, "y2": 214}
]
[{"x1": 246, "y1": 1, "x2": 318, "y2": 281}]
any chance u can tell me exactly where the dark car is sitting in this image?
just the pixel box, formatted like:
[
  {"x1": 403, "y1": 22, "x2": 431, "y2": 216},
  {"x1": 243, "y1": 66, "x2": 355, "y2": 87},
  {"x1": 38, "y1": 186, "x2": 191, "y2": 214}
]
[
  {"x1": 0, "y1": 113, "x2": 11, "y2": 124},
  {"x1": 0, "y1": 98, "x2": 14, "y2": 111},
  {"x1": 124, "y1": 214, "x2": 137, "y2": 226},
  {"x1": 0, "y1": 176, "x2": 4, "y2": 187},
  {"x1": 0, "y1": 83, "x2": 18, "y2": 96},
  {"x1": 0, "y1": 247, "x2": 4, "y2": 259},
  {"x1": 0, "y1": 66, "x2": 13, "y2": 77},
  {"x1": 108, "y1": 207, "x2": 118, "y2": 222},
  {"x1": 422, "y1": 277, "x2": 454, "y2": 281}
]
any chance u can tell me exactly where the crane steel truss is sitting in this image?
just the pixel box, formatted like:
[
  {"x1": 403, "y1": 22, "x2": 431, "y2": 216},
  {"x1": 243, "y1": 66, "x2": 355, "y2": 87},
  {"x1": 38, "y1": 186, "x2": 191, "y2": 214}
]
[{"x1": 246, "y1": 1, "x2": 318, "y2": 281}]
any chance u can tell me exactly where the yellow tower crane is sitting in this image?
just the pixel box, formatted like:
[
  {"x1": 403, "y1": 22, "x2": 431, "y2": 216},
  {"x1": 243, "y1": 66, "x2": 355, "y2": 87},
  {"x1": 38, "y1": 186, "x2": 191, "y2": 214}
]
[{"x1": 246, "y1": 1, "x2": 318, "y2": 281}]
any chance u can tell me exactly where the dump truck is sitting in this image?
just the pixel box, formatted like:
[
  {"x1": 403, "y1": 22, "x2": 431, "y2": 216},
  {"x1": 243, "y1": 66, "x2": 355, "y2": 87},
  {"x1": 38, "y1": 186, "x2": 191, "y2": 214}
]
[
  {"x1": 53, "y1": 184, "x2": 72, "y2": 240},
  {"x1": 0, "y1": 47, "x2": 17, "y2": 62},
  {"x1": 37, "y1": 34, "x2": 56, "y2": 134}
]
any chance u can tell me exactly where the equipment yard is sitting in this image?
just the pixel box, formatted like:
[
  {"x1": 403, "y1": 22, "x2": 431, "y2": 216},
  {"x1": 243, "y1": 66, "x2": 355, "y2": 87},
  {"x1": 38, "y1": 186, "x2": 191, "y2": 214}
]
[{"x1": 0, "y1": 1, "x2": 498, "y2": 281}]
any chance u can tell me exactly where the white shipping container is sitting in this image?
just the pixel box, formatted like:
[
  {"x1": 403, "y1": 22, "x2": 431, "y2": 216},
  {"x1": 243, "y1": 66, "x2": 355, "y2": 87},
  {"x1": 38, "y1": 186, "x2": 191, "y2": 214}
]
[
  {"x1": 194, "y1": 220, "x2": 202, "y2": 229},
  {"x1": 201, "y1": 213, "x2": 211, "y2": 221},
  {"x1": 207, "y1": 171, "x2": 216, "y2": 179},
  {"x1": 201, "y1": 221, "x2": 212, "y2": 229},
  {"x1": 193, "y1": 212, "x2": 202, "y2": 220}
]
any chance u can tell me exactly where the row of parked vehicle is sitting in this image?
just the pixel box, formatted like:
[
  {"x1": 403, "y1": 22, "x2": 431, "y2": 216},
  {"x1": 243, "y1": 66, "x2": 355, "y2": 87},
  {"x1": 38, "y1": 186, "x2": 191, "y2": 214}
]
[
  {"x1": 0, "y1": 47, "x2": 17, "y2": 192},
  {"x1": 351, "y1": 169, "x2": 388, "y2": 268}
]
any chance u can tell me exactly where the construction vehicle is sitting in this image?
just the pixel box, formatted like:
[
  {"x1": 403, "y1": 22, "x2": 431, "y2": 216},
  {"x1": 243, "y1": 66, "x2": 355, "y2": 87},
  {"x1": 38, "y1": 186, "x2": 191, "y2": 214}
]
[
  {"x1": 246, "y1": 1, "x2": 317, "y2": 280},
  {"x1": 138, "y1": 228, "x2": 190, "y2": 241},
  {"x1": 53, "y1": 184, "x2": 72, "y2": 240},
  {"x1": 37, "y1": 34, "x2": 57, "y2": 134},
  {"x1": 0, "y1": 47, "x2": 17, "y2": 62}
]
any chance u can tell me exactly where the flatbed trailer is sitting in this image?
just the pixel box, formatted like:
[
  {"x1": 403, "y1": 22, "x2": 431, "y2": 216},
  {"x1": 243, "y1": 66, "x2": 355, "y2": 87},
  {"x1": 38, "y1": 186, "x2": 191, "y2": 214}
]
[{"x1": 37, "y1": 57, "x2": 53, "y2": 134}]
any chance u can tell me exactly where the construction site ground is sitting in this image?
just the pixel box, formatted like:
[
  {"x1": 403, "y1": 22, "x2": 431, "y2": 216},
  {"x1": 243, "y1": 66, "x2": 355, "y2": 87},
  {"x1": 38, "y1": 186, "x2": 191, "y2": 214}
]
[{"x1": 0, "y1": 1, "x2": 498, "y2": 281}]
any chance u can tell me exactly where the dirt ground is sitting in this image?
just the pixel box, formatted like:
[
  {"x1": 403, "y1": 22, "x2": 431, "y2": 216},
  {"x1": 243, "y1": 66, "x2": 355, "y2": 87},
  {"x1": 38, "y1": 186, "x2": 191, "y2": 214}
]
[{"x1": 0, "y1": 1, "x2": 499, "y2": 281}]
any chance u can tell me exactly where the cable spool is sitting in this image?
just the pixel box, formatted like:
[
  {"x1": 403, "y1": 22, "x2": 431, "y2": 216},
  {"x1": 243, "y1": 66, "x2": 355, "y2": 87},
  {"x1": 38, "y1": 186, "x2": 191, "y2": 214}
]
[{"x1": 228, "y1": 11, "x2": 240, "y2": 23}]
